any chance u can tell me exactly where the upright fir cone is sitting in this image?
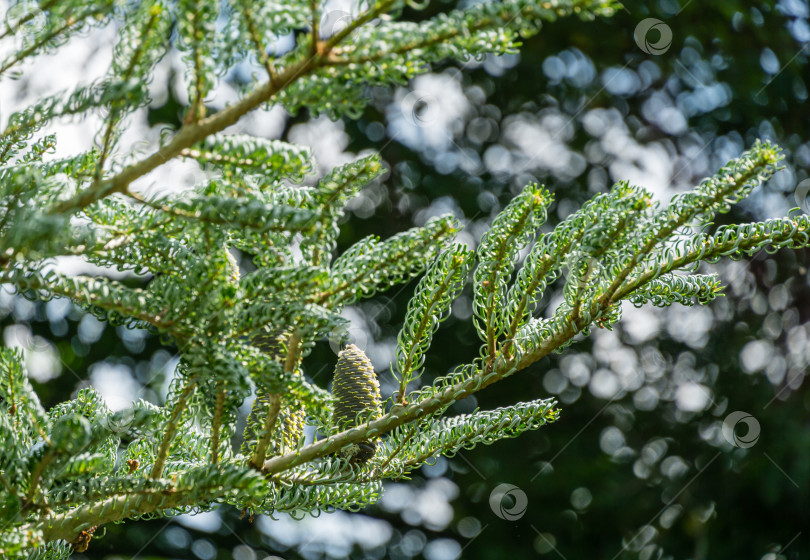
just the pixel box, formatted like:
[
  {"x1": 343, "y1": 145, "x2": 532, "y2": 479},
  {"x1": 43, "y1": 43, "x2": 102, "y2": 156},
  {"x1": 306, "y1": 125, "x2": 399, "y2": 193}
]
[{"x1": 332, "y1": 344, "x2": 383, "y2": 464}]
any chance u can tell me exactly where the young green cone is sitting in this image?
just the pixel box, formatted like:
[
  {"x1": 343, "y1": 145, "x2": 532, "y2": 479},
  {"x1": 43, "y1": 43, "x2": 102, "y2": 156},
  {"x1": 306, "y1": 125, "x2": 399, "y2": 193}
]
[{"x1": 332, "y1": 344, "x2": 383, "y2": 464}]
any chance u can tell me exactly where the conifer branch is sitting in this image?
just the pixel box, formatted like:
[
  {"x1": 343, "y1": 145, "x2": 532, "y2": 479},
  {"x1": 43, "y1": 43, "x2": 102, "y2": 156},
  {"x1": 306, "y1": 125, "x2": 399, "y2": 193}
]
[
  {"x1": 249, "y1": 330, "x2": 301, "y2": 469},
  {"x1": 473, "y1": 184, "x2": 549, "y2": 367},
  {"x1": 395, "y1": 246, "x2": 472, "y2": 401},
  {"x1": 602, "y1": 141, "x2": 781, "y2": 306},
  {"x1": 50, "y1": 0, "x2": 402, "y2": 215},
  {"x1": 249, "y1": 393, "x2": 281, "y2": 470},
  {"x1": 236, "y1": 4, "x2": 278, "y2": 79},
  {"x1": 0, "y1": 0, "x2": 60, "y2": 41},
  {"x1": 617, "y1": 214, "x2": 810, "y2": 301},
  {"x1": 51, "y1": 0, "x2": 581, "y2": 214},
  {"x1": 0, "y1": 2, "x2": 113, "y2": 78},
  {"x1": 52, "y1": 55, "x2": 321, "y2": 213},
  {"x1": 150, "y1": 381, "x2": 197, "y2": 479},
  {"x1": 322, "y1": 0, "x2": 397, "y2": 53},
  {"x1": 178, "y1": 0, "x2": 217, "y2": 123},
  {"x1": 94, "y1": 5, "x2": 164, "y2": 183},
  {"x1": 26, "y1": 450, "x2": 56, "y2": 506},
  {"x1": 0, "y1": 268, "x2": 177, "y2": 331},
  {"x1": 315, "y1": 216, "x2": 459, "y2": 305},
  {"x1": 210, "y1": 387, "x2": 226, "y2": 465},
  {"x1": 26, "y1": 465, "x2": 263, "y2": 543}
]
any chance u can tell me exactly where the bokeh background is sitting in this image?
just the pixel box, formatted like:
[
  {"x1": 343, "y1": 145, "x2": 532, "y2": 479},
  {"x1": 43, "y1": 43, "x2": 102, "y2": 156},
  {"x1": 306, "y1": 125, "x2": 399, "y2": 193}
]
[{"x1": 1, "y1": 0, "x2": 809, "y2": 558}]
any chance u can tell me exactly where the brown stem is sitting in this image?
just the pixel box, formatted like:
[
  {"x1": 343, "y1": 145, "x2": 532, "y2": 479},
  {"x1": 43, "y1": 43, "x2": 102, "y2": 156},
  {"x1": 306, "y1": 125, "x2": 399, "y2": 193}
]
[
  {"x1": 210, "y1": 388, "x2": 226, "y2": 465},
  {"x1": 95, "y1": 9, "x2": 162, "y2": 184},
  {"x1": 26, "y1": 450, "x2": 55, "y2": 504},
  {"x1": 52, "y1": 55, "x2": 320, "y2": 214},
  {"x1": 251, "y1": 331, "x2": 301, "y2": 468},
  {"x1": 309, "y1": 0, "x2": 320, "y2": 58},
  {"x1": 249, "y1": 393, "x2": 281, "y2": 469},
  {"x1": 150, "y1": 382, "x2": 197, "y2": 479}
]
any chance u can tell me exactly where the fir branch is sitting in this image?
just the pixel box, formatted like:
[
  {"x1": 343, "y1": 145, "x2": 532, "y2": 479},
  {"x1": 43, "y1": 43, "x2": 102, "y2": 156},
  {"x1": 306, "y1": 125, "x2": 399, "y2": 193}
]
[
  {"x1": 395, "y1": 245, "x2": 473, "y2": 401},
  {"x1": 52, "y1": 0, "x2": 614, "y2": 213},
  {"x1": 564, "y1": 183, "x2": 651, "y2": 326},
  {"x1": 95, "y1": 2, "x2": 168, "y2": 182},
  {"x1": 177, "y1": 0, "x2": 219, "y2": 123},
  {"x1": 473, "y1": 183, "x2": 550, "y2": 364},
  {"x1": 260, "y1": 360, "x2": 504, "y2": 474},
  {"x1": 234, "y1": 2, "x2": 278, "y2": 79},
  {"x1": 319, "y1": 215, "x2": 459, "y2": 306},
  {"x1": 301, "y1": 154, "x2": 384, "y2": 266},
  {"x1": 0, "y1": 0, "x2": 60, "y2": 41},
  {"x1": 0, "y1": 1, "x2": 115, "y2": 78},
  {"x1": 150, "y1": 382, "x2": 197, "y2": 479},
  {"x1": 210, "y1": 387, "x2": 226, "y2": 465},
  {"x1": 1, "y1": 268, "x2": 176, "y2": 331},
  {"x1": 627, "y1": 273, "x2": 724, "y2": 307},
  {"x1": 25, "y1": 450, "x2": 56, "y2": 506},
  {"x1": 603, "y1": 140, "x2": 782, "y2": 306},
  {"x1": 5, "y1": 0, "x2": 807, "y2": 552},
  {"x1": 179, "y1": 134, "x2": 313, "y2": 180},
  {"x1": 0, "y1": 348, "x2": 47, "y2": 438},
  {"x1": 52, "y1": 55, "x2": 323, "y2": 213},
  {"x1": 249, "y1": 331, "x2": 301, "y2": 469},
  {"x1": 249, "y1": 393, "x2": 281, "y2": 470},
  {"x1": 321, "y1": 0, "x2": 398, "y2": 53},
  {"x1": 126, "y1": 190, "x2": 318, "y2": 233},
  {"x1": 397, "y1": 398, "x2": 559, "y2": 468},
  {"x1": 617, "y1": 214, "x2": 810, "y2": 300},
  {"x1": 26, "y1": 464, "x2": 264, "y2": 542}
]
